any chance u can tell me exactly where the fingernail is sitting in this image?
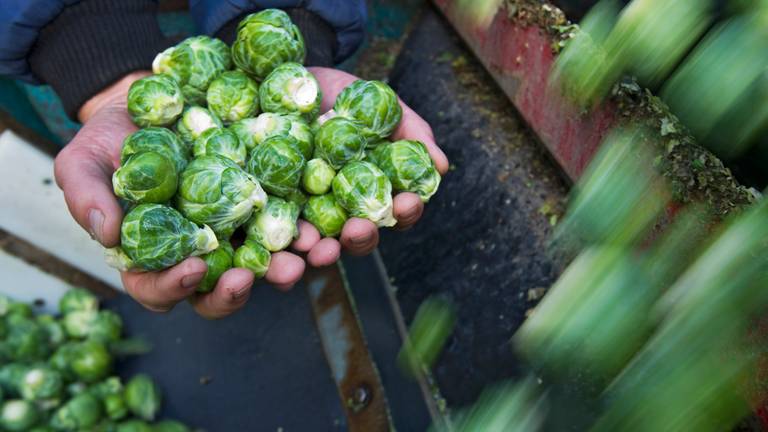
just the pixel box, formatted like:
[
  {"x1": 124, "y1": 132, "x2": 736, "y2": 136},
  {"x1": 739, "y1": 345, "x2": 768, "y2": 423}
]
[
  {"x1": 88, "y1": 209, "x2": 105, "y2": 243},
  {"x1": 399, "y1": 207, "x2": 418, "y2": 222},
  {"x1": 181, "y1": 272, "x2": 206, "y2": 290},
  {"x1": 350, "y1": 234, "x2": 372, "y2": 246}
]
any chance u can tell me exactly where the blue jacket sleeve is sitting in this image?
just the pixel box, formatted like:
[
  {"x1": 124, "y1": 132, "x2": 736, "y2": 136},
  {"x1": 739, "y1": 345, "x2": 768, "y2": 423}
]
[
  {"x1": 0, "y1": 0, "x2": 80, "y2": 82},
  {"x1": 189, "y1": 0, "x2": 367, "y2": 63}
]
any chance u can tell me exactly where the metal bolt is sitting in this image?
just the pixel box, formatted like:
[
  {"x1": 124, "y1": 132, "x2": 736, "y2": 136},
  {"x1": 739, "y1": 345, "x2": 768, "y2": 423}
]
[{"x1": 347, "y1": 383, "x2": 372, "y2": 413}]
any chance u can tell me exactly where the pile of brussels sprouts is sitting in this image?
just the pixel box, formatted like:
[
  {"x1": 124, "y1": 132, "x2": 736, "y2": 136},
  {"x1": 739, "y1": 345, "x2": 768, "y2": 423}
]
[
  {"x1": 0, "y1": 289, "x2": 189, "y2": 431},
  {"x1": 107, "y1": 8, "x2": 441, "y2": 281}
]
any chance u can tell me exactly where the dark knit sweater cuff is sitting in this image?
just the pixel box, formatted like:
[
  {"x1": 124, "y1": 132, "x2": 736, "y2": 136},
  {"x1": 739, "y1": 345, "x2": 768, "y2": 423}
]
[
  {"x1": 28, "y1": 0, "x2": 173, "y2": 120},
  {"x1": 216, "y1": 8, "x2": 338, "y2": 68}
]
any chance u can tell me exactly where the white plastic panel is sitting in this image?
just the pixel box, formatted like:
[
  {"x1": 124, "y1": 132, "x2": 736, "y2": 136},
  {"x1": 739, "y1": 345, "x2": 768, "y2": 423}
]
[{"x1": 0, "y1": 249, "x2": 69, "y2": 313}]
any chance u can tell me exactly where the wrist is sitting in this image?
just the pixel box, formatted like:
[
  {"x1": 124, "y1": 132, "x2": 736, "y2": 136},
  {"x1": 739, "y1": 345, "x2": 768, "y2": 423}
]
[{"x1": 78, "y1": 71, "x2": 151, "y2": 124}]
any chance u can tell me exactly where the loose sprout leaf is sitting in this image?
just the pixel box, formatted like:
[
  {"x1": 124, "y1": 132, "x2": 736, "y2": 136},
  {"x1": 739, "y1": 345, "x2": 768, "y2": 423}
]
[
  {"x1": 332, "y1": 161, "x2": 396, "y2": 227},
  {"x1": 302, "y1": 194, "x2": 348, "y2": 237},
  {"x1": 333, "y1": 80, "x2": 403, "y2": 141},
  {"x1": 246, "y1": 135, "x2": 306, "y2": 198},
  {"x1": 369, "y1": 140, "x2": 441, "y2": 202},
  {"x1": 313, "y1": 117, "x2": 367, "y2": 170},
  {"x1": 127, "y1": 75, "x2": 184, "y2": 128},
  {"x1": 259, "y1": 62, "x2": 322, "y2": 120},
  {"x1": 245, "y1": 197, "x2": 300, "y2": 252},
  {"x1": 232, "y1": 9, "x2": 306, "y2": 80},
  {"x1": 207, "y1": 70, "x2": 260, "y2": 123}
]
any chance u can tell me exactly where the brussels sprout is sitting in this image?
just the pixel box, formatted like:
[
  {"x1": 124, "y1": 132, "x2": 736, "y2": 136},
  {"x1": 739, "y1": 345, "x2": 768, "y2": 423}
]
[
  {"x1": 6, "y1": 317, "x2": 49, "y2": 362},
  {"x1": 332, "y1": 80, "x2": 403, "y2": 141},
  {"x1": 117, "y1": 420, "x2": 153, "y2": 432},
  {"x1": 66, "y1": 382, "x2": 88, "y2": 397},
  {"x1": 152, "y1": 420, "x2": 190, "y2": 432},
  {"x1": 176, "y1": 156, "x2": 268, "y2": 238},
  {"x1": 103, "y1": 393, "x2": 128, "y2": 421},
  {"x1": 118, "y1": 204, "x2": 219, "y2": 271},
  {"x1": 36, "y1": 314, "x2": 66, "y2": 347},
  {"x1": 0, "y1": 364, "x2": 27, "y2": 396},
  {"x1": 19, "y1": 367, "x2": 63, "y2": 402},
  {"x1": 313, "y1": 117, "x2": 366, "y2": 170},
  {"x1": 153, "y1": 36, "x2": 232, "y2": 106},
  {"x1": 302, "y1": 158, "x2": 335, "y2": 195},
  {"x1": 127, "y1": 75, "x2": 184, "y2": 127},
  {"x1": 176, "y1": 106, "x2": 223, "y2": 145},
  {"x1": 198, "y1": 240, "x2": 234, "y2": 293},
  {"x1": 285, "y1": 188, "x2": 308, "y2": 209},
  {"x1": 206, "y1": 70, "x2": 260, "y2": 123},
  {"x1": 89, "y1": 311, "x2": 123, "y2": 343},
  {"x1": 0, "y1": 295, "x2": 10, "y2": 316},
  {"x1": 50, "y1": 392, "x2": 102, "y2": 431},
  {"x1": 332, "y1": 161, "x2": 396, "y2": 227},
  {"x1": 229, "y1": 113, "x2": 289, "y2": 151},
  {"x1": 113, "y1": 152, "x2": 178, "y2": 204},
  {"x1": 232, "y1": 9, "x2": 306, "y2": 80},
  {"x1": 5, "y1": 302, "x2": 33, "y2": 319},
  {"x1": 70, "y1": 341, "x2": 113, "y2": 383},
  {"x1": 369, "y1": 140, "x2": 441, "y2": 202},
  {"x1": 286, "y1": 114, "x2": 314, "y2": 160},
  {"x1": 49, "y1": 343, "x2": 78, "y2": 382},
  {"x1": 246, "y1": 135, "x2": 306, "y2": 198},
  {"x1": 124, "y1": 375, "x2": 161, "y2": 421},
  {"x1": 0, "y1": 400, "x2": 39, "y2": 431},
  {"x1": 120, "y1": 128, "x2": 189, "y2": 174},
  {"x1": 192, "y1": 128, "x2": 247, "y2": 167},
  {"x1": 245, "y1": 197, "x2": 300, "y2": 252},
  {"x1": 303, "y1": 194, "x2": 348, "y2": 237},
  {"x1": 233, "y1": 240, "x2": 271, "y2": 278},
  {"x1": 59, "y1": 288, "x2": 99, "y2": 314},
  {"x1": 260, "y1": 63, "x2": 321, "y2": 119}
]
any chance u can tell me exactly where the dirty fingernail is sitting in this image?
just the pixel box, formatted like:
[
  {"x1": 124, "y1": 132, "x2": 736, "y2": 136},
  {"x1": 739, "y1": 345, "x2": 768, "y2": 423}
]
[
  {"x1": 88, "y1": 209, "x2": 105, "y2": 243},
  {"x1": 350, "y1": 234, "x2": 372, "y2": 246},
  {"x1": 181, "y1": 272, "x2": 205, "y2": 290}
]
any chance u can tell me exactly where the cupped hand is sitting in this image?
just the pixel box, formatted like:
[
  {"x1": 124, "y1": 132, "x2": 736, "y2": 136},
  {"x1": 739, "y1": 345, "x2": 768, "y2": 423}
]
[
  {"x1": 296, "y1": 67, "x2": 449, "y2": 266},
  {"x1": 54, "y1": 72, "x2": 306, "y2": 319}
]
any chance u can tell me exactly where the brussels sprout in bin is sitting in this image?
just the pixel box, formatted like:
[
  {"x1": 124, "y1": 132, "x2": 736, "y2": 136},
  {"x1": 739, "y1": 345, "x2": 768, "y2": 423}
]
[
  {"x1": 332, "y1": 80, "x2": 402, "y2": 141},
  {"x1": 369, "y1": 140, "x2": 441, "y2": 202},
  {"x1": 302, "y1": 158, "x2": 336, "y2": 195},
  {"x1": 303, "y1": 194, "x2": 348, "y2": 237},
  {"x1": 115, "y1": 204, "x2": 219, "y2": 271},
  {"x1": 49, "y1": 343, "x2": 77, "y2": 382},
  {"x1": 313, "y1": 117, "x2": 366, "y2": 170},
  {"x1": 332, "y1": 161, "x2": 397, "y2": 227},
  {"x1": 198, "y1": 240, "x2": 234, "y2": 293},
  {"x1": 103, "y1": 392, "x2": 128, "y2": 421},
  {"x1": 59, "y1": 288, "x2": 98, "y2": 315},
  {"x1": 127, "y1": 75, "x2": 184, "y2": 127},
  {"x1": 176, "y1": 156, "x2": 268, "y2": 238},
  {"x1": 88, "y1": 310, "x2": 123, "y2": 343},
  {"x1": 124, "y1": 375, "x2": 161, "y2": 421},
  {"x1": 117, "y1": 419, "x2": 153, "y2": 432},
  {"x1": 260, "y1": 63, "x2": 322, "y2": 119},
  {"x1": 120, "y1": 128, "x2": 189, "y2": 174},
  {"x1": 36, "y1": 314, "x2": 66, "y2": 347},
  {"x1": 0, "y1": 400, "x2": 39, "y2": 431},
  {"x1": 6, "y1": 317, "x2": 49, "y2": 362},
  {"x1": 70, "y1": 341, "x2": 112, "y2": 383},
  {"x1": 152, "y1": 36, "x2": 232, "y2": 106},
  {"x1": 206, "y1": 70, "x2": 260, "y2": 123},
  {"x1": 0, "y1": 363, "x2": 27, "y2": 395},
  {"x1": 245, "y1": 197, "x2": 300, "y2": 252},
  {"x1": 176, "y1": 106, "x2": 223, "y2": 145},
  {"x1": 50, "y1": 392, "x2": 102, "y2": 430},
  {"x1": 113, "y1": 152, "x2": 178, "y2": 204},
  {"x1": 233, "y1": 240, "x2": 271, "y2": 278},
  {"x1": 232, "y1": 9, "x2": 305, "y2": 80},
  {"x1": 152, "y1": 419, "x2": 190, "y2": 432},
  {"x1": 246, "y1": 135, "x2": 306, "y2": 198},
  {"x1": 193, "y1": 128, "x2": 247, "y2": 167},
  {"x1": 19, "y1": 367, "x2": 63, "y2": 402}
]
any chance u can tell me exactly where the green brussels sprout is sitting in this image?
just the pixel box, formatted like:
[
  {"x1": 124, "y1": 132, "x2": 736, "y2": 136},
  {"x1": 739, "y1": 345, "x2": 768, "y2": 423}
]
[
  {"x1": 152, "y1": 420, "x2": 190, "y2": 432},
  {"x1": 229, "y1": 113, "x2": 290, "y2": 152},
  {"x1": 246, "y1": 135, "x2": 306, "y2": 198},
  {"x1": 332, "y1": 80, "x2": 403, "y2": 140},
  {"x1": 233, "y1": 239, "x2": 271, "y2": 278},
  {"x1": 113, "y1": 152, "x2": 178, "y2": 204},
  {"x1": 58, "y1": 288, "x2": 97, "y2": 314},
  {"x1": 103, "y1": 393, "x2": 128, "y2": 421},
  {"x1": 0, "y1": 364, "x2": 27, "y2": 396},
  {"x1": 286, "y1": 114, "x2": 314, "y2": 160},
  {"x1": 176, "y1": 106, "x2": 223, "y2": 145},
  {"x1": 369, "y1": 140, "x2": 441, "y2": 202},
  {"x1": 117, "y1": 420, "x2": 153, "y2": 432},
  {"x1": 127, "y1": 75, "x2": 184, "y2": 127},
  {"x1": 120, "y1": 128, "x2": 189, "y2": 174},
  {"x1": 70, "y1": 341, "x2": 113, "y2": 383},
  {"x1": 89, "y1": 311, "x2": 123, "y2": 343},
  {"x1": 303, "y1": 194, "x2": 348, "y2": 237},
  {"x1": 313, "y1": 117, "x2": 366, "y2": 169},
  {"x1": 152, "y1": 36, "x2": 232, "y2": 106},
  {"x1": 0, "y1": 294, "x2": 11, "y2": 316},
  {"x1": 89, "y1": 377, "x2": 122, "y2": 399},
  {"x1": 302, "y1": 158, "x2": 336, "y2": 195},
  {"x1": 176, "y1": 156, "x2": 268, "y2": 238},
  {"x1": 124, "y1": 375, "x2": 161, "y2": 421},
  {"x1": 0, "y1": 400, "x2": 39, "y2": 431},
  {"x1": 245, "y1": 197, "x2": 300, "y2": 252},
  {"x1": 259, "y1": 63, "x2": 321, "y2": 119},
  {"x1": 192, "y1": 128, "x2": 247, "y2": 167},
  {"x1": 49, "y1": 343, "x2": 78, "y2": 382},
  {"x1": 19, "y1": 367, "x2": 63, "y2": 402},
  {"x1": 29, "y1": 426, "x2": 54, "y2": 432},
  {"x1": 206, "y1": 70, "x2": 260, "y2": 123},
  {"x1": 66, "y1": 382, "x2": 88, "y2": 397},
  {"x1": 117, "y1": 204, "x2": 219, "y2": 271},
  {"x1": 50, "y1": 392, "x2": 102, "y2": 431},
  {"x1": 232, "y1": 9, "x2": 306, "y2": 80},
  {"x1": 332, "y1": 161, "x2": 396, "y2": 227},
  {"x1": 36, "y1": 314, "x2": 66, "y2": 348},
  {"x1": 5, "y1": 302, "x2": 32, "y2": 319},
  {"x1": 5, "y1": 317, "x2": 49, "y2": 362},
  {"x1": 198, "y1": 240, "x2": 234, "y2": 293},
  {"x1": 284, "y1": 188, "x2": 308, "y2": 209}
]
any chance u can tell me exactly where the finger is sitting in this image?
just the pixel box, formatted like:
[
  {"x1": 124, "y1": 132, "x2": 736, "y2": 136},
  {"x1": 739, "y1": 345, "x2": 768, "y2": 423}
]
[
  {"x1": 392, "y1": 104, "x2": 449, "y2": 175},
  {"x1": 307, "y1": 66, "x2": 359, "y2": 112},
  {"x1": 340, "y1": 218, "x2": 379, "y2": 256},
  {"x1": 292, "y1": 220, "x2": 321, "y2": 253},
  {"x1": 393, "y1": 192, "x2": 424, "y2": 230},
  {"x1": 265, "y1": 251, "x2": 306, "y2": 291},
  {"x1": 54, "y1": 145, "x2": 124, "y2": 247},
  {"x1": 189, "y1": 268, "x2": 255, "y2": 319},
  {"x1": 307, "y1": 238, "x2": 341, "y2": 267},
  {"x1": 122, "y1": 257, "x2": 207, "y2": 312}
]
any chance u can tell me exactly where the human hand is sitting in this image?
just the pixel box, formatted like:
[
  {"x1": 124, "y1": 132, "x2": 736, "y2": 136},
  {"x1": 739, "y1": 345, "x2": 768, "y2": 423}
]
[
  {"x1": 294, "y1": 67, "x2": 449, "y2": 266},
  {"x1": 54, "y1": 72, "x2": 305, "y2": 319}
]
